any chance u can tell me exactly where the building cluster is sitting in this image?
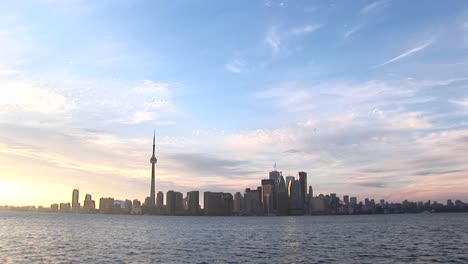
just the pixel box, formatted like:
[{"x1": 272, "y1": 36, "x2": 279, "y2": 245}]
[{"x1": 2, "y1": 132, "x2": 468, "y2": 216}]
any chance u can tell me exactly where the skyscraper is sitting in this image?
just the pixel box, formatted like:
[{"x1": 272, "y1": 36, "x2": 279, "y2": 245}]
[
  {"x1": 149, "y1": 130, "x2": 157, "y2": 206},
  {"x1": 276, "y1": 176, "x2": 289, "y2": 216},
  {"x1": 298, "y1": 172, "x2": 307, "y2": 208},
  {"x1": 156, "y1": 191, "x2": 164, "y2": 209},
  {"x1": 72, "y1": 189, "x2": 80, "y2": 210},
  {"x1": 261, "y1": 179, "x2": 275, "y2": 214},
  {"x1": 187, "y1": 191, "x2": 200, "y2": 214}
]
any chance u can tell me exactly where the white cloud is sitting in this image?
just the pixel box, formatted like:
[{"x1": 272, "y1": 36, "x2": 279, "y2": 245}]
[
  {"x1": 361, "y1": 0, "x2": 388, "y2": 14},
  {"x1": 0, "y1": 72, "x2": 75, "y2": 114},
  {"x1": 344, "y1": 25, "x2": 361, "y2": 38},
  {"x1": 265, "y1": 26, "x2": 281, "y2": 53},
  {"x1": 134, "y1": 80, "x2": 170, "y2": 95},
  {"x1": 291, "y1": 24, "x2": 320, "y2": 35},
  {"x1": 225, "y1": 58, "x2": 246, "y2": 73},
  {"x1": 376, "y1": 40, "x2": 433, "y2": 67}
]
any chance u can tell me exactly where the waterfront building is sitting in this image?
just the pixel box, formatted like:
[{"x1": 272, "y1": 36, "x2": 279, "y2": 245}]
[
  {"x1": 269, "y1": 165, "x2": 281, "y2": 211},
  {"x1": 343, "y1": 195, "x2": 350, "y2": 205},
  {"x1": 243, "y1": 187, "x2": 263, "y2": 215},
  {"x1": 350, "y1": 197, "x2": 357, "y2": 206},
  {"x1": 310, "y1": 197, "x2": 326, "y2": 215},
  {"x1": 261, "y1": 179, "x2": 275, "y2": 214},
  {"x1": 288, "y1": 179, "x2": 304, "y2": 215},
  {"x1": 276, "y1": 176, "x2": 289, "y2": 216},
  {"x1": 50, "y1": 203, "x2": 59, "y2": 211},
  {"x1": 203, "y1": 192, "x2": 233, "y2": 216},
  {"x1": 83, "y1": 193, "x2": 95, "y2": 211},
  {"x1": 59, "y1": 202, "x2": 71, "y2": 212},
  {"x1": 133, "y1": 199, "x2": 141, "y2": 207},
  {"x1": 72, "y1": 189, "x2": 80, "y2": 210},
  {"x1": 99, "y1": 197, "x2": 115, "y2": 213},
  {"x1": 166, "y1": 191, "x2": 176, "y2": 215},
  {"x1": 187, "y1": 191, "x2": 199, "y2": 214},
  {"x1": 233, "y1": 192, "x2": 243, "y2": 214},
  {"x1": 175, "y1": 192, "x2": 183, "y2": 212},
  {"x1": 285, "y1": 176, "x2": 295, "y2": 191},
  {"x1": 298, "y1": 172, "x2": 307, "y2": 209},
  {"x1": 156, "y1": 191, "x2": 164, "y2": 209},
  {"x1": 308, "y1": 186, "x2": 313, "y2": 203}
]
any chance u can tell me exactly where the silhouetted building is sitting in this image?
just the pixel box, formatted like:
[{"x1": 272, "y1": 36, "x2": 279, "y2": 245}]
[
  {"x1": 269, "y1": 164, "x2": 281, "y2": 211},
  {"x1": 298, "y1": 172, "x2": 307, "y2": 209},
  {"x1": 50, "y1": 203, "x2": 59, "y2": 211},
  {"x1": 149, "y1": 131, "x2": 157, "y2": 206},
  {"x1": 204, "y1": 192, "x2": 233, "y2": 216},
  {"x1": 133, "y1": 199, "x2": 141, "y2": 208},
  {"x1": 276, "y1": 176, "x2": 289, "y2": 216},
  {"x1": 285, "y1": 176, "x2": 295, "y2": 190},
  {"x1": 288, "y1": 179, "x2": 303, "y2": 215},
  {"x1": 60, "y1": 202, "x2": 71, "y2": 212},
  {"x1": 187, "y1": 191, "x2": 199, "y2": 214},
  {"x1": 243, "y1": 187, "x2": 263, "y2": 215},
  {"x1": 83, "y1": 193, "x2": 95, "y2": 211},
  {"x1": 175, "y1": 192, "x2": 183, "y2": 211},
  {"x1": 233, "y1": 192, "x2": 243, "y2": 214},
  {"x1": 156, "y1": 191, "x2": 164, "y2": 209},
  {"x1": 72, "y1": 189, "x2": 80, "y2": 210},
  {"x1": 343, "y1": 195, "x2": 349, "y2": 205},
  {"x1": 166, "y1": 191, "x2": 176, "y2": 215},
  {"x1": 261, "y1": 179, "x2": 275, "y2": 214},
  {"x1": 350, "y1": 197, "x2": 357, "y2": 206},
  {"x1": 99, "y1": 197, "x2": 114, "y2": 213}
]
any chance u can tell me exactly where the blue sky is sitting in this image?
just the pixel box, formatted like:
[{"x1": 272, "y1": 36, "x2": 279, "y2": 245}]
[{"x1": 1, "y1": 0, "x2": 468, "y2": 206}]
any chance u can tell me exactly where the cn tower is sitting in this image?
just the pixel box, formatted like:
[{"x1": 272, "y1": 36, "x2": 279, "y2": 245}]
[{"x1": 149, "y1": 130, "x2": 157, "y2": 206}]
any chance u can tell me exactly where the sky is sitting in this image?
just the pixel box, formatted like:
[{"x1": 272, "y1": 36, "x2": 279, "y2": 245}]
[{"x1": 1, "y1": 0, "x2": 468, "y2": 207}]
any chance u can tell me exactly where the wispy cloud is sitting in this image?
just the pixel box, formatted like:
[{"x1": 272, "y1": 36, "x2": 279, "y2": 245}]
[
  {"x1": 344, "y1": 24, "x2": 362, "y2": 38},
  {"x1": 225, "y1": 58, "x2": 246, "y2": 73},
  {"x1": 361, "y1": 0, "x2": 388, "y2": 14},
  {"x1": 265, "y1": 26, "x2": 281, "y2": 53},
  {"x1": 376, "y1": 40, "x2": 433, "y2": 67},
  {"x1": 291, "y1": 24, "x2": 320, "y2": 35}
]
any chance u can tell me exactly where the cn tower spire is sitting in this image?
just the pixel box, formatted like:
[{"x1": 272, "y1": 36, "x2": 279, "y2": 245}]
[
  {"x1": 152, "y1": 129, "x2": 155, "y2": 156},
  {"x1": 149, "y1": 129, "x2": 157, "y2": 206}
]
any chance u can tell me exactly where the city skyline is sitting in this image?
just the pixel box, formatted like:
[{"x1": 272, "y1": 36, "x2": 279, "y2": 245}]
[{"x1": 1, "y1": 1, "x2": 468, "y2": 206}]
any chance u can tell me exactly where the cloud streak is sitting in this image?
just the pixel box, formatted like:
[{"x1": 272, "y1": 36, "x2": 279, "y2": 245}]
[{"x1": 376, "y1": 40, "x2": 433, "y2": 67}]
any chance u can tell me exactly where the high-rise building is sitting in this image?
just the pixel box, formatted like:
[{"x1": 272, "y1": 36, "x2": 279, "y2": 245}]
[
  {"x1": 83, "y1": 193, "x2": 95, "y2": 211},
  {"x1": 269, "y1": 164, "x2": 281, "y2": 212},
  {"x1": 187, "y1": 191, "x2": 200, "y2": 214},
  {"x1": 243, "y1": 187, "x2": 263, "y2": 216},
  {"x1": 298, "y1": 172, "x2": 307, "y2": 208},
  {"x1": 288, "y1": 179, "x2": 303, "y2": 214},
  {"x1": 276, "y1": 176, "x2": 289, "y2": 216},
  {"x1": 233, "y1": 192, "x2": 243, "y2": 214},
  {"x1": 343, "y1": 195, "x2": 350, "y2": 205},
  {"x1": 149, "y1": 130, "x2": 158, "y2": 207},
  {"x1": 350, "y1": 197, "x2": 357, "y2": 206},
  {"x1": 175, "y1": 192, "x2": 183, "y2": 211},
  {"x1": 285, "y1": 176, "x2": 295, "y2": 192},
  {"x1": 261, "y1": 179, "x2": 275, "y2": 214},
  {"x1": 166, "y1": 191, "x2": 176, "y2": 215},
  {"x1": 156, "y1": 191, "x2": 164, "y2": 209},
  {"x1": 72, "y1": 189, "x2": 80, "y2": 210},
  {"x1": 99, "y1": 197, "x2": 114, "y2": 213},
  {"x1": 203, "y1": 192, "x2": 233, "y2": 216},
  {"x1": 308, "y1": 186, "x2": 313, "y2": 203}
]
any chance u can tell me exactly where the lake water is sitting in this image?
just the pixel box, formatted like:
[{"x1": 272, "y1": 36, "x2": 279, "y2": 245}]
[{"x1": 0, "y1": 212, "x2": 467, "y2": 263}]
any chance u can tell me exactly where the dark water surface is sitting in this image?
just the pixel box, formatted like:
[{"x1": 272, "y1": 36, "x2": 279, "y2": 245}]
[{"x1": 1, "y1": 212, "x2": 467, "y2": 263}]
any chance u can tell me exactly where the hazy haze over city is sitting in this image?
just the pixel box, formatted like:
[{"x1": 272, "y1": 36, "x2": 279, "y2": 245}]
[{"x1": 1, "y1": 0, "x2": 468, "y2": 206}]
